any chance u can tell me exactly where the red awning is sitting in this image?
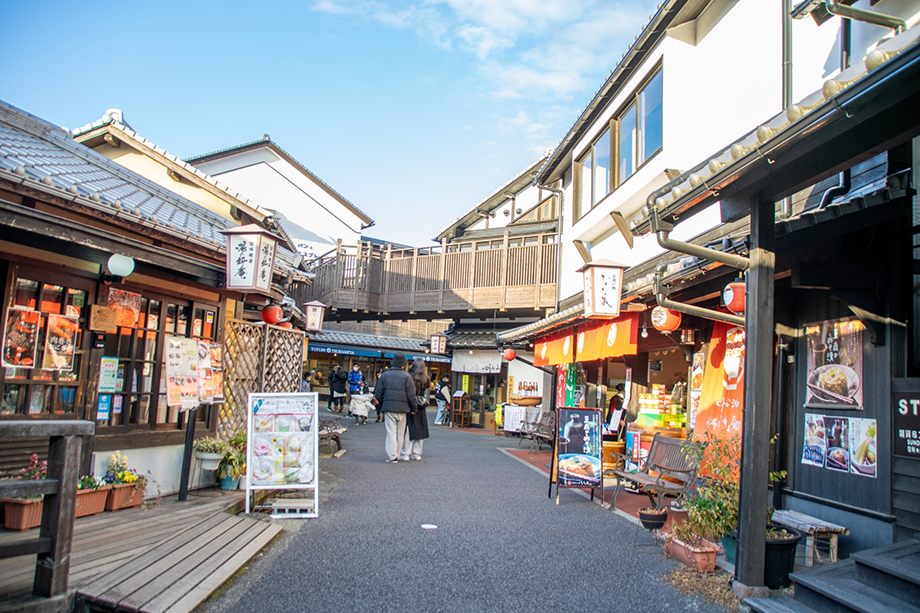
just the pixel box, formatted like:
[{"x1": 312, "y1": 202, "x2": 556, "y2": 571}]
[
  {"x1": 575, "y1": 313, "x2": 639, "y2": 362},
  {"x1": 534, "y1": 330, "x2": 575, "y2": 367}
]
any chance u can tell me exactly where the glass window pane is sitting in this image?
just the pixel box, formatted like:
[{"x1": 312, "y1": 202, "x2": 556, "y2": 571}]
[
  {"x1": 40, "y1": 285, "x2": 63, "y2": 314},
  {"x1": 593, "y1": 130, "x2": 610, "y2": 206},
  {"x1": 14, "y1": 279, "x2": 39, "y2": 310},
  {"x1": 28, "y1": 385, "x2": 50, "y2": 414},
  {"x1": 59, "y1": 354, "x2": 80, "y2": 383},
  {"x1": 148, "y1": 300, "x2": 161, "y2": 330},
  {"x1": 2, "y1": 385, "x2": 24, "y2": 413},
  {"x1": 166, "y1": 304, "x2": 177, "y2": 334},
  {"x1": 203, "y1": 311, "x2": 215, "y2": 340},
  {"x1": 640, "y1": 71, "x2": 663, "y2": 163},
  {"x1": 58, "y1": 387, "x2": 77, "y2": 413},
  {"x1": 176, "y1": 306, "x2": 189, "y2": 336},
  {"x1": 618, "y1": 105, "x2": 637, "y2": 183},
  {"x1": 65, "y1": 289, "x2": 85, "y2": 318},
  {"x1": 576, "y1": 150, "x2": 592, "y2": 220},
  {"x1": 193, "y1": 309, "x2": 205, "y2": 338}
]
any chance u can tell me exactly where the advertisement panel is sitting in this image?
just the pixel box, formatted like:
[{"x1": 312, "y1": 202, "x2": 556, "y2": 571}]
[{"x1": 554, "y1": 408, "x2": 603, "y2": 489}]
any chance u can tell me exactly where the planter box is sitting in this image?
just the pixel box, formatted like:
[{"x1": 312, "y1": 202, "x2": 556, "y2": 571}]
[
  {"x1": 75, "y1": 486, "x2": 111, "y2": 518},
  {"x1": 105, "y1": 482, "x2": 144, "y2": 511},
  {"x1": 666, "y1": 536, "x2": 719, "y2": 573},
  {"x1": 3, "y1": 497, "x2": 43, "y2": 531},
  {"x1": 195, "y1": 451, "x2": 223, "y2": 471}
]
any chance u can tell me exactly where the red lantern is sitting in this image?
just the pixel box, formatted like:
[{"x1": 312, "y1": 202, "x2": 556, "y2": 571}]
[
  {"x1": 503, "y1": 348, "x2": 517, "y2": 361},
  {"x1": 261, "y1": 305, "x2": 283, "y2": 324},
  {"x1": 651, "y1": 306, "x2": 682, "y2": 332},
  {"x1": 278, "y1": 321, "x2": 292, "y2": 329},
  {"x1": 723, "y1": 281, "x2": 746, "y2": 314}
]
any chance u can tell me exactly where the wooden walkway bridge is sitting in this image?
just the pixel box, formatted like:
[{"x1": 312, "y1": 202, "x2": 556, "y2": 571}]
[
  {"x1": 294, "y1": 231, "x2": 559, "y2": 321},
  {"x1": 0, "y1": 491, "x2": 281, "y2": 613}
]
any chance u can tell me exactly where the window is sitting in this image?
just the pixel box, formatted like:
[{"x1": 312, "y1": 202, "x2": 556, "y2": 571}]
[
  {"x1": 1, "y1": 268, "x2": 89, "y2": 416},
  {"x1": 617, "y1": 69, "x2": 662, "y2": 184},
  {"x1": 573, "y1": 67, "x2": 663, "y2": 222}
]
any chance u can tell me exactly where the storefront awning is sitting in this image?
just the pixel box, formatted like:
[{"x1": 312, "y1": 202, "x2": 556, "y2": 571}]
[
  {"x1": 383, "y1": 352, "x2": 452, "y2": 364},
  {"x1": 450, "y1": 350, "x2": 500, "y2": 373}
]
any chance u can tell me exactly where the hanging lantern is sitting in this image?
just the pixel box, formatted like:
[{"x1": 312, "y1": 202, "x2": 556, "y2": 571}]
[
  {"x1": 723, "y1": 281, "x2": 746, "y2": 314},
  {"x1": 578, "y1": 259, "x2": 626, "y2": 319},
  {"x1": 261, "y1": 305, "x2": 283, "y2": 324},
  {"x1": 278, "y1": 321, "x2": 293, "y2": 329},
  {"x1": 219, "y1": 224, "x2": 282, "y2": 294},
  {"x1": 651, "y1": 306, "x2": 682, "y2": 332},
  {"x1": 503, "y1": 348, "x2": 517, "y2": 361},
  {"x1": 303, "y1": 300, "x2": 326, "y2": 332}
]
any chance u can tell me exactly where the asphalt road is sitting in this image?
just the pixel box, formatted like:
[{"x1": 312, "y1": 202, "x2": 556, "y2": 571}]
[{"x1": 201, "y1": 408, "x2": 726, "y2": 613}]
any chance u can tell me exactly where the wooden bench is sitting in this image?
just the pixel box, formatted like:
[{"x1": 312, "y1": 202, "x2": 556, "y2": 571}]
[
  {"x1": 770, "y1": 509, "x2": 849, "y2": 567},
  {"x1": 529, "y1": 412, "x2": 556, "y2": 454},
  {"x1": 605, "y1": 433, "x2": 700, "y2": 511},
  {"x1": 318, "y1": 419, "x2": 347, "y2": 456}
]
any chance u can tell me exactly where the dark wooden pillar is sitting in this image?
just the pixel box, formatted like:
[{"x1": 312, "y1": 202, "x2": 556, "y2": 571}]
[{"x1": 736, "y1": 197, "x2": 775, "y2": 590}]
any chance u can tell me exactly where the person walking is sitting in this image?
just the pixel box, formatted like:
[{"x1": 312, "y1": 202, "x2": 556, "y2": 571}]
[
  {"x1": 329, "y1": 364, "x2": 348, "y2": 413},
  {"x1": 374, "y1": 369, "x2": 384, "y2": 422},
  {"x1": 347, "y1": 364, "x2": 364, "y2": 394},
  {"x1": 373, "y1": 354, "x2": 417, "y2": 463},
  {"x1": 434, "y1": 373, "x2": 451, "y2": 425},
  {"x1": 401, "y1": 359, "x2": 430, "y2": 461}
]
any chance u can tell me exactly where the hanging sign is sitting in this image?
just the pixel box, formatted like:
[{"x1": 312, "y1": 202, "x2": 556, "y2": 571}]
[
  {"x1": 246, "y1": 392, "x2": 319, "y2": 518},
  {"x1": 553, "y1": 408, "x2": 603, "y2": 488},
  {"x1": 894, "y1": 389, "x2": 920, "y2": 459}
]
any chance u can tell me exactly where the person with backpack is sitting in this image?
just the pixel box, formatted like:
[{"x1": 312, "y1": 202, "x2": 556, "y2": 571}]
[{"x1": 434, "y1": 373, "x2": 451, "y2": 425}]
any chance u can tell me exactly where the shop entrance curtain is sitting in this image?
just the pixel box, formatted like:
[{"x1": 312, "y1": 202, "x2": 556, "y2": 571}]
[
  {"x1": 534, "y1": 331, "x2": 575, "y2": 367},
  {"x1": 575, "y1": 313, "x2": 639, "y2": 362},
  {"x1": 450, "y1": 349, "x2": 501, "y2": 373}
]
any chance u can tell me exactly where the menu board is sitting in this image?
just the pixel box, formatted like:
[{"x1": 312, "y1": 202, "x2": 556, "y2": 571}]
[
  {"x1": 805, "y1": 318, "x2": 864, "y2": 410},
  {"x1": 554, "y1": 408, "x2": 603, "y2": 489},
  {"x1": 246, "y1": 392, "x2": 319, "y2": 519},
  {"x1": 165, "y1": 337, "x2": 199, "y2": 410},
  {"x1": 802, "y1": 413, "x2": 876, "y2": 478},
  {"x1": 2, "y1": 308, "x2": 40, "y2": 368}
]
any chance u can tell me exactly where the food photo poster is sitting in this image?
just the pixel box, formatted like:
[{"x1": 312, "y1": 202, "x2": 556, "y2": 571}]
[
  {"x1": 801, "y1": 413, "x2": 876, "y2": 478},
  {"x1": 3, "y1": 308, "x2": 39, "y2": 368},
  {"x1": 804, "y1": 318, "x2": 863, "y2": 410}
]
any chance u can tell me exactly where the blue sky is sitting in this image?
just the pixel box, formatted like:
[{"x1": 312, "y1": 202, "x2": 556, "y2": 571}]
[{"x1": 0, "y1": 0, "x2": 660, "y2": 246}]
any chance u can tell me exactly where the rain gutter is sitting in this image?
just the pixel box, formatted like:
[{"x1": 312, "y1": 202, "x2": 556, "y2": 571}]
[{"x1": 825, "y1": 0, "x2": 906, "y2": 34}]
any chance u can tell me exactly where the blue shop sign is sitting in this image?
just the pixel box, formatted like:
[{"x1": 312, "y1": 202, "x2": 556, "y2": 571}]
[{"x1": 309, "y1": 344, "x2": 382, "y2": 358}]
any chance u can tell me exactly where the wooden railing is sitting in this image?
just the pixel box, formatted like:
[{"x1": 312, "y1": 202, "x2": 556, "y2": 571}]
[
  {"x1": 296, "y1": 233, "x2": 558, "y2": 316},
  {"x1": 0, "y1": 420, "x2": 93, "y2": 605}
]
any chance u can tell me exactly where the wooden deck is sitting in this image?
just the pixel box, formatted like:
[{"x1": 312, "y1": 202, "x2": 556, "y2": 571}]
[{"x1": 0, "y1": 491, "x2": 282, "y2": 613}]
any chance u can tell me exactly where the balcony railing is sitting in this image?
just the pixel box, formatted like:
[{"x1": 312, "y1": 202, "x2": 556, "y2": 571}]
[{"x1": 295, "y1": 233, "x2": 558, "y2": 317}]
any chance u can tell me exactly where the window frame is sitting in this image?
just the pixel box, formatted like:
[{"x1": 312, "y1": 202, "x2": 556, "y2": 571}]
[{"x1": 614, "y1": 65, "x2": 663, "y2": 188}]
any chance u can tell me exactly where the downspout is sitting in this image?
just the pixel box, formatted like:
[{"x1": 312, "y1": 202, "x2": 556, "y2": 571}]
[
  {"x1": 825, "y1": 0, "x2": 906, "y2": 34},
  {"x1": 819, "y1": 17, "x2": 852, "y2": 210},
  {"x1": 536, "y1": 183, "x2": 565, "y2": 313},
  {"x1": 780, "y1": 0, "x2": 794, "y2": 218},
  {"x1": 654, "y1": 265, "x2": 745, "y2": 327}
]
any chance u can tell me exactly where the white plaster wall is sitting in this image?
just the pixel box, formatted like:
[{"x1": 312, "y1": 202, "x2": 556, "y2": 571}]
[
  {"x1": 194, "y1": 148, "x2": 366, "y2": 257},
  {"x1": 507, "y1": 353, "x2": 545, "y2": 399},
  {"x1": 91, "y1": 444, "x2": 217, "y2": 500}
]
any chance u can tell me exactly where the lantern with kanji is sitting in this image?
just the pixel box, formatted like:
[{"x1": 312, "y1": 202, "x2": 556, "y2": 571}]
[
  {"x1": 651, "y1": 306, "x2": 682, "y2": 332},
  {"x1": 220, "y1": 224, "x2": 282, "y2": 294},
  {"x1": 723, "y1": 281, "x2": 746, "y2": 314},
  {"x1": 303, "y1": 301, "x2": 326, "y2": 332},
  {"x1": 261, "y1": 305, "x2": 283, "y2": 324},
  {"x1": 578, "y1": 259, "x2": 626, "y2": 319}
]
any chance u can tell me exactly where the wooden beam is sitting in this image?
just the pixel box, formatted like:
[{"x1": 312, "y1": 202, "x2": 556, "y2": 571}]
[{"x1": 735, "y1": 195, "x2": 774, "y2": 591}]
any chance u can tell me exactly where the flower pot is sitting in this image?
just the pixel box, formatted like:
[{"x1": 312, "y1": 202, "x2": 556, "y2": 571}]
[
  {"x1": 666, "y1": 536, "x2": 719, "y2": 573},
  {"x1": 2, "y1": 497, "x2": 42, "y2": 531},
  {"x1": 764, "y1": 524, "x2": 803, "y2": 589},
  {"x1": 721, "y1": 533, "x2": 737, "y2": 565},
  {"x1": 638, "y1": 508, "x2": 668, "y2": 531},
  {"x1": 105, "y1": 482, "x2": 144, "y2": 511},
  {"x1": 195, "y1": 451, "x2": 223, "y2": 471},
  {"x1": 75, "y1": 486, "x2": 111, "y2": 518},
  {"x1": 220, "y1": 475, "x2": 241, "y2": 490}
]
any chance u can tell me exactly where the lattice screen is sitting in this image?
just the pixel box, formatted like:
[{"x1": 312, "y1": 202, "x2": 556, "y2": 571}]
[{"x1": 219, "y1": 320, "x2": 305, "y2": 441}]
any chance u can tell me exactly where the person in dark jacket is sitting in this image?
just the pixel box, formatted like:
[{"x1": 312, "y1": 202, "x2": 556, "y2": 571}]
[
  {"x1": 434, "y1": 373, "x2": 451, "y2": 425},
  {"x1": 373, "y1": 354, "x2": 417, "y2": 463},
  {"x1": 329, "y1": 364, "x2": 348, "y2": 413},
  {"x1": 402, "y1": 358, "x2": 431, "y2": 461}
]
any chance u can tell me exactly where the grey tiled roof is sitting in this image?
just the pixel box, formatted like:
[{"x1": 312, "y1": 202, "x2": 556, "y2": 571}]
[
  {"x1": 308, "y1": 330, "x2": 427, "y2": 352},
  {"x1": 0, "y1": 100, "x2": 234, "y2": 247},
  {"x1": 446, "y1": 331, "x2": 500, "y2": 349}
]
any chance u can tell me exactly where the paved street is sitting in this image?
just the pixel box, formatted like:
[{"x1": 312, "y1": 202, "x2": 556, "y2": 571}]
[{"x1": 202, "y1": 409, "x2": 727, "y2": 613}]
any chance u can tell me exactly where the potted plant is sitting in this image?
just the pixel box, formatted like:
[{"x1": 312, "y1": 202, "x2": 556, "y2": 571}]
[
  {"x1": 638, "y1": 506, "x2": 669, "y2": 531},
  {"x1": 103, "y1": 451, "x2": 146, "y2": 511},
  {"x1": 2, "y1": 453, "x2": 46, "y2": 531},
  {"x1": 217, "y1": 449, "x2": 245, "y2": 490},
  {"x1": 764, "y1": 512, "x2": 803, "y2": 589},
  {"x1": 193, "y1": 436, "x2": 228, "y2": 471},
  {"x1": 75, "y1": 475, "x2": 110, "y2": 518}
]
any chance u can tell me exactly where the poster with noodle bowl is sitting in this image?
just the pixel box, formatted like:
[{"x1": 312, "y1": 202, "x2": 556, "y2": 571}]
[{"x1": 804, "y1": 318, "x2": 863, "y2": 410}]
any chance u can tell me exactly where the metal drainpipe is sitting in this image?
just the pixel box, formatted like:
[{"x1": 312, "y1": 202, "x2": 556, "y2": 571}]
[
  {"x1": 536, "y1": 183, "x2": 565, "y2": 313},
  {"x1": 650, "y1": 208, "x2": 751, "y2": 271},
  {"x1": 780, "y1": 0, "x2": 794, "y2": 219},
  {"x1": 654, "y1": 264, "x2": 746, "y2": 327},
  {"x1": 825, "y1": 0, "x2": 906, "y2": 34},
  {"x1": 772, "y1": 338, "x2": 789, "y2": 511},
  {"x1": 820, "y1": 17, "x2": 853, "y2": 210}
]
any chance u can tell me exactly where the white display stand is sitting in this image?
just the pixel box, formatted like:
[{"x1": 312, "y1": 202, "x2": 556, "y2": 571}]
[{"x1": 245, "y1": 392, "x2": 319, "y2": 519}]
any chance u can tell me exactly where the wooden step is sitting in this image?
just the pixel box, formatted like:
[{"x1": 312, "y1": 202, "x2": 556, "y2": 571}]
[
  {"x1": 792, "y1": 560, "x2": 920, "y2": 613},
  {"x1": 744, "y1": 597, "x2": 819, "y2": 613},
  {"x1": 852, "y1": 540, "x2": 920, "y2": 605}
]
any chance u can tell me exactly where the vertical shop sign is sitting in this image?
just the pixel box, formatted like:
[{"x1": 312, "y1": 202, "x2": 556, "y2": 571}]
[
  {"x1": 693, "y1": 322, "x2": 745, "y2": 442},
  {"x1": 804, "y1": 318, "x2": 863, "y2": 410},
  {"x1": 894, "y1": 391, "x2": 920, "y2": 458}
]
